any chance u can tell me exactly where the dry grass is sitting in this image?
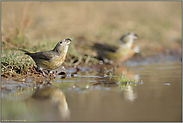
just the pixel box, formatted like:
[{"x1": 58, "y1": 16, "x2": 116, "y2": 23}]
[{"x1": 1, "y1": 1, "x2": 182, "y2": 66}]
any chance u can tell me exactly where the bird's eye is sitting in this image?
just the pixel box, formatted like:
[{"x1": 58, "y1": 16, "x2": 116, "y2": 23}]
[{"x1": 59, "y1": 41, "x2": 63, "y2": 44}]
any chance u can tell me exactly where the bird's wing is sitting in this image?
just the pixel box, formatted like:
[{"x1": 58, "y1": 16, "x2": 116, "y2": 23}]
[
  {"x1": 92, "y1": 43, "x2": 118, "y2": 52},
  {"x1": 28, "y1": 51, "x2": 58, "y2": 60}
]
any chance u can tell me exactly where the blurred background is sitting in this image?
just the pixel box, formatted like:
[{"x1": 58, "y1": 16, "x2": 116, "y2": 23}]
[{"x1": 1, "y1": 1, "x2": 182, "y2": 65}]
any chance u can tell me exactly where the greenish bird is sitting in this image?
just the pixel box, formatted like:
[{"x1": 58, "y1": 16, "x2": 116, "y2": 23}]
[{"x1": 91, "y1": 32, "x2": 139, "y2": 63}]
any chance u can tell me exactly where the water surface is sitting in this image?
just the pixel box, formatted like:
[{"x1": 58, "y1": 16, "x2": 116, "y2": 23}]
[{"x1": 1, "y1": 62, "x2": 182, "y2": 122}]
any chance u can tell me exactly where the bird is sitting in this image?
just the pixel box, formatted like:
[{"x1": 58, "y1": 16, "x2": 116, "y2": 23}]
[
  {"x1": 91, "y1": 32, "x2": 139, "y2": 64},
  {"x1": 19, "y1": 38, "x2": 72, "y2": 76}
]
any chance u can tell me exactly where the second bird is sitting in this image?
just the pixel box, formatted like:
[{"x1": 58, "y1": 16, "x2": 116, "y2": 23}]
[{"x1": 91, "y1": 32, "x2": 139, "y2": 64}]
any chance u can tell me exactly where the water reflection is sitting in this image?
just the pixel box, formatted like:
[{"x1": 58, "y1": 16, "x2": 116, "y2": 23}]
[
  {"x1": 64, "y1": 63, "x2": 181, "y2": 121},
  {"x1": 122, "y1": 85, "x2": 137, "y2": 101},
  {"x1": 26, "y1": 83, "x2": 70, "y2": 121},
  {"x1": 90, "y1": 65, "x2": 139, "y2": 102}
]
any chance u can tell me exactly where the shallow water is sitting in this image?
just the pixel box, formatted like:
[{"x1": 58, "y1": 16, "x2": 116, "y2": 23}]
[{"x1": 1, "y1": 62, "x2": 182, "y2": 122}]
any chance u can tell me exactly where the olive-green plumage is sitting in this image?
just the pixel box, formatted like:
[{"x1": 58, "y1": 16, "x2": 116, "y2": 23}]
[
  {"x1": 92, "y1": 32, "x2": 139, "y2": 62},
  {"x1": 19, "y1": 38, "x2": 71, "y2": 76}
]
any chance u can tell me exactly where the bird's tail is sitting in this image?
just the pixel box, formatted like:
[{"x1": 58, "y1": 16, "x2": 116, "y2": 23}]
[{"x1": 18, "y1": 49, "x2": 33, "y2": 55}]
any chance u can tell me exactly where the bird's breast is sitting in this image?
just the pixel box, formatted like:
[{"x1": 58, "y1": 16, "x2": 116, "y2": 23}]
[
  {"x1": 37, "y1": 54, "x2": 67, "y2": 70},
  {"x1": 106, "y1": 47, "x2": 132, "y2": 61}
]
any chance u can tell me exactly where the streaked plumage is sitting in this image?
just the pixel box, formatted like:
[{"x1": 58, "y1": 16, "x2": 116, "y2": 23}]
[{"x1": 19, "y1": 38, "x2": 71, "y2": 76}]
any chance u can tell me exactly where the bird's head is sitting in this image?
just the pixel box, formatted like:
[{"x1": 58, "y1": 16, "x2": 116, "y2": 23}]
[
  {"x1": 117, "y1": 32, "x2": 138, "y2": 44},
  {"x1": 53, "y1": 38, "x2": 72, "y2": 54}
]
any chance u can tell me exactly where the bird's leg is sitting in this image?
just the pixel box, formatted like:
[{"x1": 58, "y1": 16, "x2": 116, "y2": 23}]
[
  {"x1": 40, "y1": 69, "x2": 46, "y2": 77},
  {"x1": 33, "y1": 67, "x2": 40, "y2": 74},
  {"x1": 48, "y1": 70, "x2": 55, "y2": 77}
]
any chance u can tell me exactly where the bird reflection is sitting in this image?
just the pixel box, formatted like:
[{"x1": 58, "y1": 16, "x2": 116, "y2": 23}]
[
  {"x1": 26, "y1": 82, "x2": 70, "y2": 121},
  {"x1": 121, "y1": 84, "x2": 137, "y2": 101},
  {"x1": 92, "y1": 65, "x2": 139, "y2": 102}
]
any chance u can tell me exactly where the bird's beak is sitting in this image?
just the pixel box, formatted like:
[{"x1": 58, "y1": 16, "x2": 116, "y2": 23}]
[
  {"x1": 65, "y1": 38, "x2": 72, "y2": 44},
  {"x1": 134, "y1": 34, "x2": 138, "y2": 38}
]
